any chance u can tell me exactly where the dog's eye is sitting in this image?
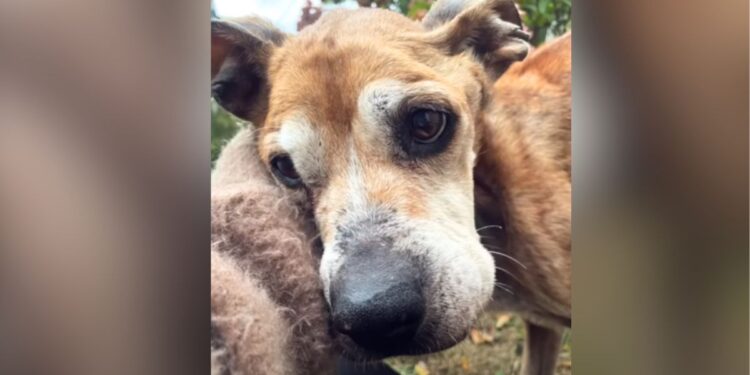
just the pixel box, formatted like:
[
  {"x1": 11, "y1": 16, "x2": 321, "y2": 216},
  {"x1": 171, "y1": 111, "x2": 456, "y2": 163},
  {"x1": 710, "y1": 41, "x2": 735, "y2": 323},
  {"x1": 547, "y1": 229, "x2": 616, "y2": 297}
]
[
  {"x1": 399, "y1": 107, "x2": 456, "y2": 158},
  {"x1": 271, "y1": 155, "x2": 302, "y2": 187},
  {"x1": 410, "y1": 109, "x2": 447, "y2": 143}
]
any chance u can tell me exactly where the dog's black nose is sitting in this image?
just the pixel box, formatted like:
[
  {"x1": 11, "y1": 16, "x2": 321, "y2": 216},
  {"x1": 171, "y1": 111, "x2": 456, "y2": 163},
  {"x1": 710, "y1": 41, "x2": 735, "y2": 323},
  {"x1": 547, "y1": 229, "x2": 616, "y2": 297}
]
[{"x1": 330, "y1": 254, "x2": 425, "y2": 353}]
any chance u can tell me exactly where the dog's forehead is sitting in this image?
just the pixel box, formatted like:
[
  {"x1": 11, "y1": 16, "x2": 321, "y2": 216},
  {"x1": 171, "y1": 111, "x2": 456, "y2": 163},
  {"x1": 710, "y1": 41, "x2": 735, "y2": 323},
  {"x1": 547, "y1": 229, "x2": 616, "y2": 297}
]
[
  {"x1": 266, "y1": 40, "x2": 434, "y2": 134},
  {"x1": 260, "y1": 9, "x2": 482, "y2": 160},
  {"x1": 261, "y1": 11, "x2": 435, "y2": 123}
]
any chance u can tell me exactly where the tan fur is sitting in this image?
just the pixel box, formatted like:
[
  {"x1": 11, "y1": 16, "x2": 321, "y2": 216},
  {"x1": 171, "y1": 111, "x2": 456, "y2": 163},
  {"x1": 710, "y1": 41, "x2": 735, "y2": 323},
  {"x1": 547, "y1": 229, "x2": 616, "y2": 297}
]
[
  {"x1": 475, "y1": 33, "x2": 571, "y2": 373},
  {"x1": 211, "y1": 2, "x2": 568, "y2": 374},
  {"x1": 477, "y1": 33, "x2": 571, "y2": 320}
]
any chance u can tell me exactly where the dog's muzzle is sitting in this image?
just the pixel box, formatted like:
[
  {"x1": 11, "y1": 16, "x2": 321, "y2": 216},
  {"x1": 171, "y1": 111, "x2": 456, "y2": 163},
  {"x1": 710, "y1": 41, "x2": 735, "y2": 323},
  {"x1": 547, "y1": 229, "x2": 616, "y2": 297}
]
[{"x1": 330, "y1": 246, "x2": 425, "y2": 355}]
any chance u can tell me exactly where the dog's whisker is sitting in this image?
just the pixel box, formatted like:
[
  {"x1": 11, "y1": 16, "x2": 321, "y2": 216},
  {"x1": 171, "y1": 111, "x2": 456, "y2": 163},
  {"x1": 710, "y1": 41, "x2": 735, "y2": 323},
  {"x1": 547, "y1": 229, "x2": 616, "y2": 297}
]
[
  {"x1": 494, "y1": 282, "x2": 514, "y2": 295},
  {"x1": 307, "y1": 232, "x2": 322, "y2": 245},
  {"x1": 495, "y1": 266, "x2": 523, "y2": 284},
  {"x1": 495, "y1": 281, "x2": 512, "y2": 288},
  {"x1": 476, "y1": 224, "x2": 504, "y2": 232},
  {"x1": 446, "y1": 331, "x2": 459, "y2": 345},
  {"x1": 481, "y1": 243, "x2": 502, "y2": 250},
  {"x1": 485, "y1": 249, "x2": 527, "y2": 269}
]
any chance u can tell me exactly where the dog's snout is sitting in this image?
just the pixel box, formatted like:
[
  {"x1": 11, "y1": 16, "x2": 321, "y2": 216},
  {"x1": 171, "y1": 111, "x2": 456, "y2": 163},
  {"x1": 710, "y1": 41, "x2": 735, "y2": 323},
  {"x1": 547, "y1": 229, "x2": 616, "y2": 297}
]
[{"x1": 330, "y1": 253, "x2": 425, "y2": 354}]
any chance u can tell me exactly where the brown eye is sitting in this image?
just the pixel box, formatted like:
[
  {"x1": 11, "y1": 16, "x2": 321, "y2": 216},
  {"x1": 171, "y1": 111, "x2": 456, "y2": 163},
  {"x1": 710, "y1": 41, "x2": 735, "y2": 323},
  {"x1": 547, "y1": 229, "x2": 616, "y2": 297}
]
[
  {"x1": 410, "y1": 109, "x2": 447, "y2": 143},
  {"x1": 271, "y1": 155, "x2": 302, "y2": 187}
]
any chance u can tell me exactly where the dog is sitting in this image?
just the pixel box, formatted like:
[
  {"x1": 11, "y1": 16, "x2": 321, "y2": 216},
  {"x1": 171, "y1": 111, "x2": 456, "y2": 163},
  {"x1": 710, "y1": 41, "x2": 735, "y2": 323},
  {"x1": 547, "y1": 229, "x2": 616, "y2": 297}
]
[
  {"x1": 475, "y1": 32, "x2": 571, "y2": 374},
  {"x1": 210, "y1": 0, "x2": 570, "y2": 373}
]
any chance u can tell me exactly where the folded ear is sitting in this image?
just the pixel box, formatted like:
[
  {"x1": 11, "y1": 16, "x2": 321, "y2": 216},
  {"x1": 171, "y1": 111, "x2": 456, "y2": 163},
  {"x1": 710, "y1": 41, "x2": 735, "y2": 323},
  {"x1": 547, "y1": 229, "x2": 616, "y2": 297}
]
[
  {"x1": 422, "y1": 0, "x2": 530, "y2": 79},
  {"x1": 211, "y1": 17, "x2": 286, "y2": 124}
]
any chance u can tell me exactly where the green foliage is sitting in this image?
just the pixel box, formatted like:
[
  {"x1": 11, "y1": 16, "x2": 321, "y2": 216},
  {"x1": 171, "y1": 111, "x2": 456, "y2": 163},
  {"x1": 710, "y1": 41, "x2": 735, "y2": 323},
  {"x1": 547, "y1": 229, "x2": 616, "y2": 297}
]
[
  {"x1": 396, "y1": 0, "x2": 412, "y2": 14},
  {"x1": 405, "y1": 0, "x2": 432, "y2": 18},
  {"x1": 211, "y1": 100, "x2": 243, "y2": 164},
  {"x1": 517, "y1": 0, "x2": 571, "y2": 45},
  {"x1": 321, "y1": 0, "x2": 571, "y2": 46}
]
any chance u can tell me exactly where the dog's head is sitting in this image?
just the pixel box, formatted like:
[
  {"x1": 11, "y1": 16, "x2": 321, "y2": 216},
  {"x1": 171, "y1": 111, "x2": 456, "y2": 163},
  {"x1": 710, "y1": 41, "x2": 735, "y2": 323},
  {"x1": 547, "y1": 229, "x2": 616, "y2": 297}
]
[{"x1": 211, "y1": 0, "x2": 529, "y2": 360}]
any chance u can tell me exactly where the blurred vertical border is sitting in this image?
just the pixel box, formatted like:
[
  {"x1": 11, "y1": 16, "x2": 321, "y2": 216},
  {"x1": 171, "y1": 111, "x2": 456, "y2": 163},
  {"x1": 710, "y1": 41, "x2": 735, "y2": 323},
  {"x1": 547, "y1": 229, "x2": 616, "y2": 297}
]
[
  {"x1": 0, "y1": 0, "x2": 746, "y2": 375},
  {"x1": 572, "y1": 0, "x2": 748, "y2": 374}
]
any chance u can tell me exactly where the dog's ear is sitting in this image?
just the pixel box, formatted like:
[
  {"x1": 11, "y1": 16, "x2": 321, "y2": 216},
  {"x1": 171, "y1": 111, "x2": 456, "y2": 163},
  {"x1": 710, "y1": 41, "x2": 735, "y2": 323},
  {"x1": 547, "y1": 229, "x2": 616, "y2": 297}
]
[
  {"x1": 211, "y1": 17, "x2": 286, "y2": 124},
  {"x1": 422, "y1": 0, "x2": 530, "y2": 79}
]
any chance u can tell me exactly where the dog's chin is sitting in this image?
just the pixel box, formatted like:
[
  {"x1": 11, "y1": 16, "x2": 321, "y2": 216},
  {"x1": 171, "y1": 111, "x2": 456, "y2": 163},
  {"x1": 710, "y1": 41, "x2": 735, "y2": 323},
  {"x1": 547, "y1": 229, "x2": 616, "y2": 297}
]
[{"x1": 334, "y1": 327, "x2": 469, "y2": 362}]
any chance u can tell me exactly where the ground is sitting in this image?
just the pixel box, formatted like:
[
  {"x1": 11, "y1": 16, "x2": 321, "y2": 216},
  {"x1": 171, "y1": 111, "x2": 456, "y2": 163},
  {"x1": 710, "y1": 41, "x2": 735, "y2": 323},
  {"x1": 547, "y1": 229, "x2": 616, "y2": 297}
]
[{"x1": 385, "y1": 309, "x2": 572, "y2": 375}]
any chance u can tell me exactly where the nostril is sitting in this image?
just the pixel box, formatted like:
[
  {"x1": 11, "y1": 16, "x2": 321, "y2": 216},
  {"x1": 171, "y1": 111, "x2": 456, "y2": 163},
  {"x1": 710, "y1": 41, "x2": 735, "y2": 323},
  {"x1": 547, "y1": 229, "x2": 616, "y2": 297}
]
[
  {"x1": 382, "y1": 311, "x2": 422, "y2": 339},
  {"x1": 332, "y1": 284, "x2": 425, "y2": 353},
  {"x1": 329, "y1": 252, "x2": 425, "y2": 353}
]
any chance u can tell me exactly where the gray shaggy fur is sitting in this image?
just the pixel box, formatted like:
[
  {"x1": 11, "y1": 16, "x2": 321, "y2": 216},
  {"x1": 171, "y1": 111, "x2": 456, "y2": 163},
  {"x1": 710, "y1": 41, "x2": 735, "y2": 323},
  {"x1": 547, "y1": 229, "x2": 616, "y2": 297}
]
[{"x1": 211, "y1": 127, "x2": 334, "y2": 375}]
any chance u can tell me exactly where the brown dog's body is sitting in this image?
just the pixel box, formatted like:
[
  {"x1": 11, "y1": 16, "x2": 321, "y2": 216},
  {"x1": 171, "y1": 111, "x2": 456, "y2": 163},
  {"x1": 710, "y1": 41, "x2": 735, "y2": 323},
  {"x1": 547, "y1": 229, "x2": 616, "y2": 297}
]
[
  {"x1": 476, "y1": 33, "x2": 571, "y2": 374},
  {"x1": 211, "y1": 2, "x2": 569, "y2": 373}
]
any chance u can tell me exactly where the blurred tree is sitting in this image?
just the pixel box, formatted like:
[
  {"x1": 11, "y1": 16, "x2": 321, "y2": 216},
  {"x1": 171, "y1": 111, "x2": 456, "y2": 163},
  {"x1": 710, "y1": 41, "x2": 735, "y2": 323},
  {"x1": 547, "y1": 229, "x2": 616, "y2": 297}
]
[
  {"x1": 211, "y1": 100, "x2": 243, "y2": 164},
  {"x1": 517, "y1": 0, "x2": 571, "y2": 45},
  {"x1": 320, "y1": 0, "x2": 570, "y2": 45},
  {"x1": 298, "y1": 0, "x2": 323, "y2": 31}
]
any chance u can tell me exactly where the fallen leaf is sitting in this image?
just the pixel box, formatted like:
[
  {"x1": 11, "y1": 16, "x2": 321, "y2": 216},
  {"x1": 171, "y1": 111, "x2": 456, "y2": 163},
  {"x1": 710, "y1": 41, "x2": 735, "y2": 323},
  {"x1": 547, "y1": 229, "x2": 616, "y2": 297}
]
[
  {"x1": 460, "y1": 356, "x2": 471, "y2": 371},
  {"x1": 414, "y1": 361, "x2": 430, "y2": 375},
  {"x1": 469, "y1": 328, "x2": 494, "y2": 344},
  {"x1": 469, "y1": 329, "x2": 483, "y2": 344},
  {"x1": 495, "y1": 314, "x2": 512, "y2": 329}
]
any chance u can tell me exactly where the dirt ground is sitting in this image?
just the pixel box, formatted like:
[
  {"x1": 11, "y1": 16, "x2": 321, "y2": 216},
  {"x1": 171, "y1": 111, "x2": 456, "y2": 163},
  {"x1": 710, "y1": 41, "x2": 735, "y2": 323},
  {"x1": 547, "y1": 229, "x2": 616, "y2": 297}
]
[{"x1": 384, "y1": 309, "x2": 571, "y2": 375}]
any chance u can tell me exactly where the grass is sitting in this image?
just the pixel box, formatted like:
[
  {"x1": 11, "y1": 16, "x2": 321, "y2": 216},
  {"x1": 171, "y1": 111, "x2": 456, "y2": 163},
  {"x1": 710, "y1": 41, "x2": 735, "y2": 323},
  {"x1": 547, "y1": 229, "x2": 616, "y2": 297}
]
[{"x1": 385, "y1": 309, "x2": 571, "y2": 375}]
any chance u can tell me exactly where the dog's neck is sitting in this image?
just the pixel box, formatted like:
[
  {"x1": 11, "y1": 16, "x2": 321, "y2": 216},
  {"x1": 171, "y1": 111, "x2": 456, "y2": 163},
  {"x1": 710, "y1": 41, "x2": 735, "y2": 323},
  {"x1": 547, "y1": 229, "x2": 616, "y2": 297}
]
[{"x1": 473, "y1": 86, "x2": 572, "y2": 324}]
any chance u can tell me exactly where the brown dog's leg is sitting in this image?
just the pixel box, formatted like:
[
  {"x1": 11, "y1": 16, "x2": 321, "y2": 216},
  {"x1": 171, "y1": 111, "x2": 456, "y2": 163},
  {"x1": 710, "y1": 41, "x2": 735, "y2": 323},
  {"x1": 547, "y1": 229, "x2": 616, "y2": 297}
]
[{"x1": 521, "y1": 320, "x2": 562, "y2": 375}]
